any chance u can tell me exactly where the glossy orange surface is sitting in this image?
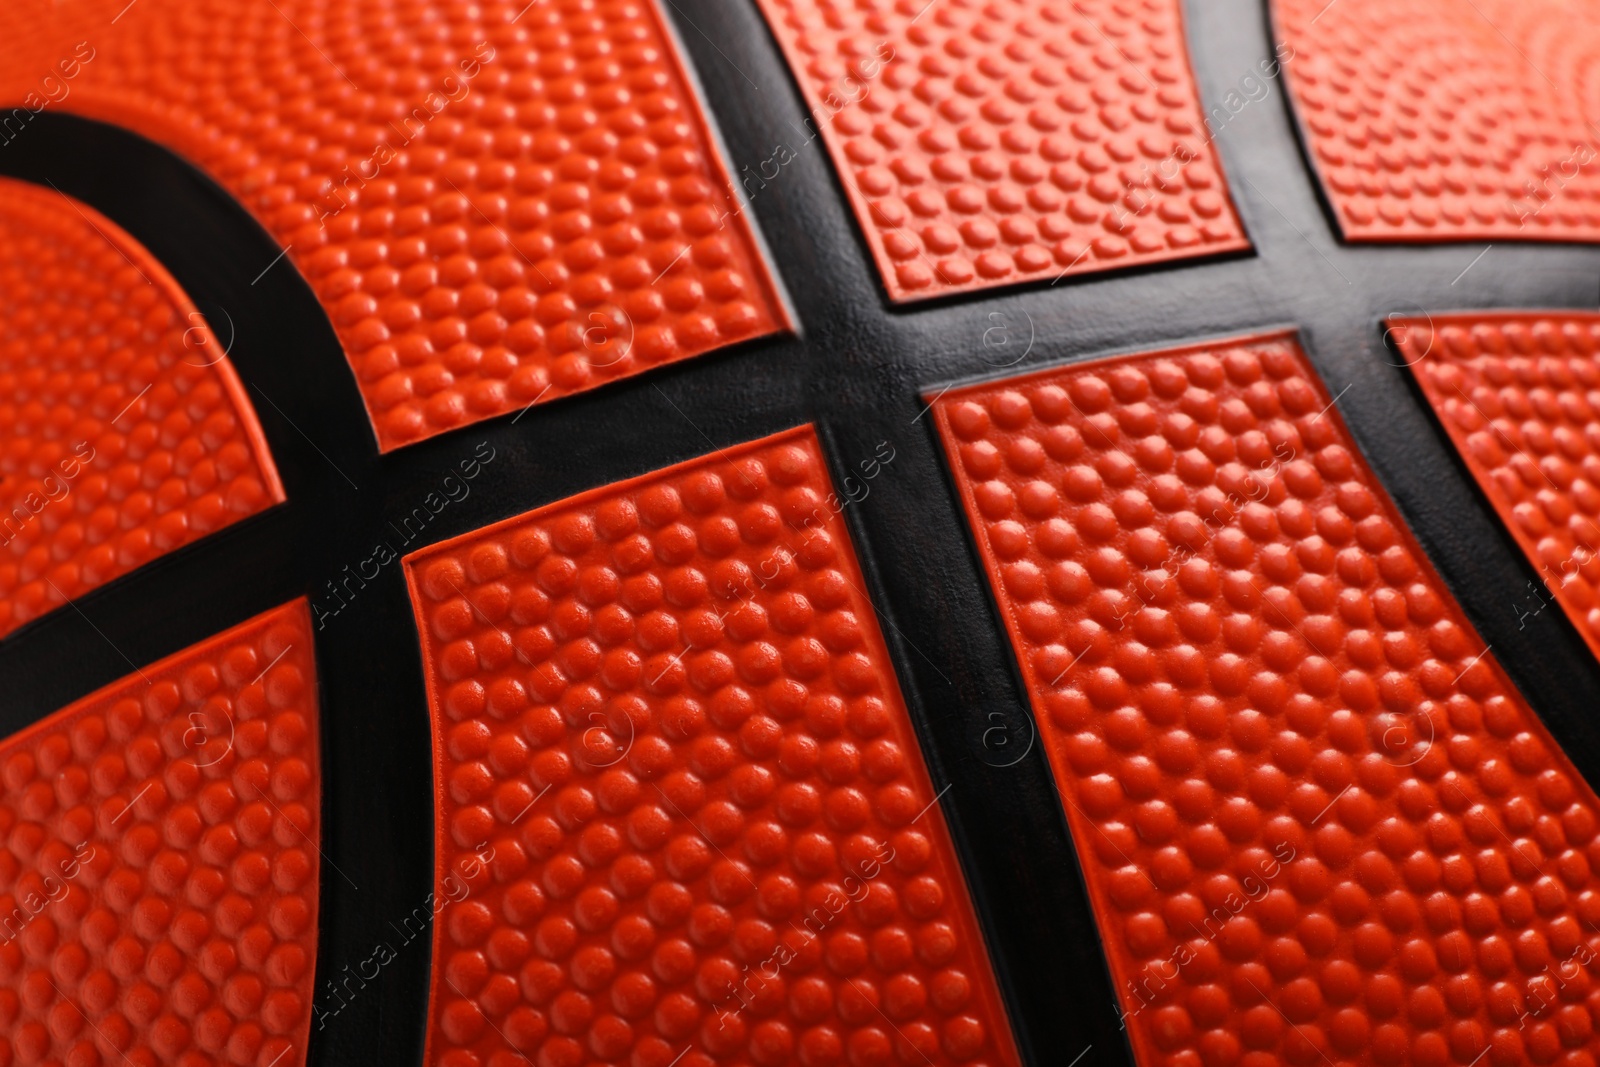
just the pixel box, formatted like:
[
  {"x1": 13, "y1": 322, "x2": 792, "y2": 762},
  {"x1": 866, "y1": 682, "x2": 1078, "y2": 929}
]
[
  {"x1": 404, "y1": 427, "x2": 1019, "y2": 1067},
  {"x1": 751, "y1": 0, "x2": 1250, "y2": 300},
  {"x1": 0, "y1": 600, "x2": 321, "y2": 1067},
  {"x1": 0, "y1": 177, "x2": 282, "y2": 641},
  {"x1": 1394, "y1": 311, "x2": 1600, "y2": 665},
  {"x1": 0, "y1": 0, "x2": 786, "y2": 450},
  {"x1": 1274, "y1": 0, "x2": 1600, "y2": 243},
  {"x1": 934, "y1": 333, "x2": 1600, "y2": 1067}
]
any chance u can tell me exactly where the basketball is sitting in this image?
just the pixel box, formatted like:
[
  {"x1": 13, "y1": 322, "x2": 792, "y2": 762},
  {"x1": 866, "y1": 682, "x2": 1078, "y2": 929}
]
[{"x1": 2, "y1": 1, "x2": 1599, "y2": 1065}]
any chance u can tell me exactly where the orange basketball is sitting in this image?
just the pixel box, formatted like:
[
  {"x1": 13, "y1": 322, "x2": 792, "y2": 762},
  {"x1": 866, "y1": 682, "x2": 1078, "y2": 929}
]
[{"x1": 2, "y1": 2, "x2": 1599, "y2": 1066}]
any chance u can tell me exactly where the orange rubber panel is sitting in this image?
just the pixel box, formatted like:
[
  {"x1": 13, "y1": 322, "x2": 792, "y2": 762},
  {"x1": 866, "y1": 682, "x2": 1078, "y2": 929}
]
[
  {"x1": 0, "y1": 599, "x2": 321, "y2": 1067},
  {"x1": 403, "y1": 427, "x2": 1020, "y2": 1067},
  {"x1": 1392, "y1": 311, "x2": 1600, "y2": 665},
  {"x1": 749, "y1": 0, "x2": 1249, "y2": 301},
  {"x1": 932, "y1": 333, "x2": 1600, "y2": 1066},
  {"x1": 1273, "y1": 0, "x2": 1600, "y2": 242},
  {"x1": 0, "y1": 0, "x2": 787, "y2": 451},
  {"x1": 0, "y1": 177, "x2": 283, "y2": 641}
]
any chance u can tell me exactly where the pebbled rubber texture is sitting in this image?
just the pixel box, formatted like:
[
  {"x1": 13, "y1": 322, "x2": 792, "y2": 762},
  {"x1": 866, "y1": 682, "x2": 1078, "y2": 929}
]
[
  {"x1": 750, "y1": 0, "x2": 1250, "y2": 301},
  {"x1": 0, "y1": 599, "x2": 321, "y2": 1067},
  {"x1": 1273, "y1": 0, "x2": 1600, "y2": 243},
  {"x1": 404, "y1": 427, "x2": 1019, "y2": 1067},
  {"x1": 933, "y1": 333, "x2": 1600, "y2": 1067},
  {"x1": 0, "y1": 177, "x2": 282, "y2": 642},
  {"x1": 0, "y1": 0, "x2": 787, "y2": 451},
  {"x1": 1392, "y1": 311, "x2": 1600, "y2": 666}
]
